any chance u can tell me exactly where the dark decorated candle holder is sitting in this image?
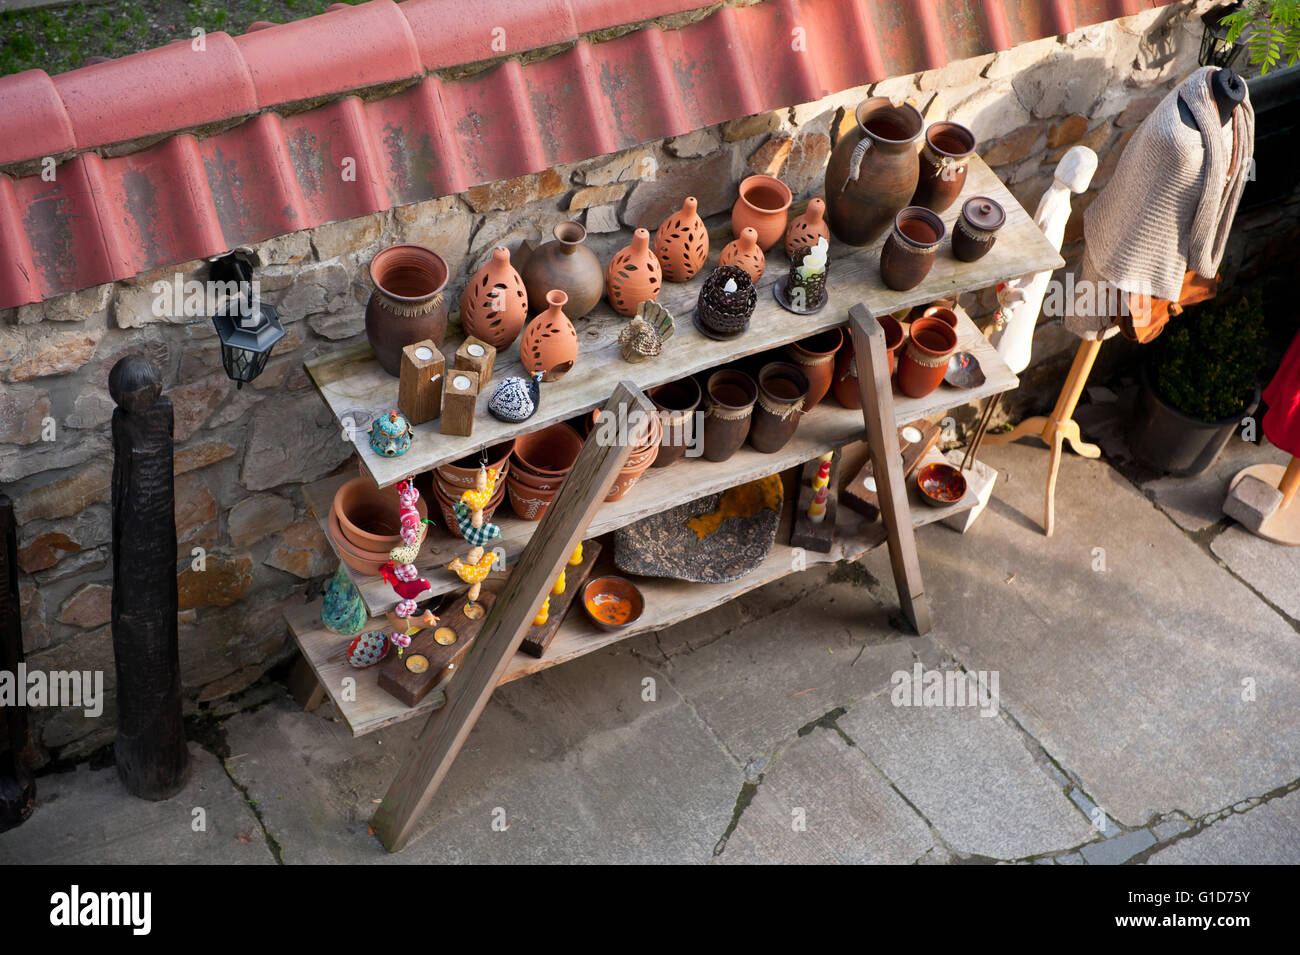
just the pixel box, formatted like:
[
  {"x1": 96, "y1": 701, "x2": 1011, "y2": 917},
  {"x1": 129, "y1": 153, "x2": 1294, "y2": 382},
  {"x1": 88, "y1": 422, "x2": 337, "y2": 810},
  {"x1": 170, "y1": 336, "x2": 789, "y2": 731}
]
[{"x1": 695, "y1": 265, "x2": 757, "y2": 340}]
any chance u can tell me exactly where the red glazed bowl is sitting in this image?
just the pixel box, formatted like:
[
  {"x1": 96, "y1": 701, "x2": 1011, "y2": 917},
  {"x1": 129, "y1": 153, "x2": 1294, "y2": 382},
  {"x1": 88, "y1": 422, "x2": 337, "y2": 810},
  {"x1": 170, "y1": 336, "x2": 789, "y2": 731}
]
[{"x1": 916, "y1": 462, "x2": 967, "y2": 507}]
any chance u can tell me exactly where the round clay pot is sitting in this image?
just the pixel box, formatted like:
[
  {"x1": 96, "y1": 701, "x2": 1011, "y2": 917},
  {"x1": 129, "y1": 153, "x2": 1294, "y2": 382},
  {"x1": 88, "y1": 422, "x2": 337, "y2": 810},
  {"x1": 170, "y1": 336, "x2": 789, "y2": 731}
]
[
  {"x1": 606, "y1": 227, "x2": 663, "y2": 316},
  {"x1": 607, "y1": 450, "x2": 656, "y2": 502},
  {"x1": 513, "y1": 421, "x2": 584, "y2": 478},
  {"x1": 784, "y1": 197, "x2": 831, "y2": 260},
  {"x1": 328, "y1": 509, "x2": 391, "y2": 578},
  {"x1": 824, "y1": 98, "x2": 923, "y2": 246},
  {"x1": 921, "y1": 305, "x2": 959, "y2": 329},
  {"x1": 750, "y1": 362, "x2": 809, "y2": 453},
  {"x1": 653, "y1": 197, "x2": 709, "y2": 282},
  {"x1": 952, "y1": 196, "x2": 1005, "y2": 262},
  {"x1": 365, "y1": 245, "x2": 449, "y2": 376},
  {"x1": 436, "y1": 439, "x2": 515, "y2": 490},
  {"x1": 430, "y1": 477, "x2": 506, "y2": 537},
  {"x1": 332, "y1": 477, "x2": 429, "y2": 553},
  {"x1": 732, "y1": 175, "x2": 792, "y2": 252},
  {"x1": 460, "y1": 246, "x2": 528, "y2": 349},
  {"x1": 520, "y1": 289, "x2": 579, "y2": 382},
  {"x1": 703, "y1": 369, "x2": 757, "y2": 463},
  {"x1": 649, "y1": 377, "x2": 702, "y2": 469},
  {"x1": 521, "y1": 221, "x2": 604, "y2": 318},
  {"x1": 910, "y1": 121, "x2": 976, "y2": 213},
  {"x1": 831, "y1": 314, "x2": 904, "y2": 409},
  {"x1": 507, "y1": 475, "x2": 557, "y2": 521},
  {"x1": 897, "y1": 316, "x2": 957, "y2": 398},
  {"x1": 719, "y1": 227, "x2": 765, "y2": 284},
  {"x1": 785, "y1": 327, "x2": 844, "y2": 411},
  {"x1": 880, "y1": 207, "x2": 945, "y2": 292}
]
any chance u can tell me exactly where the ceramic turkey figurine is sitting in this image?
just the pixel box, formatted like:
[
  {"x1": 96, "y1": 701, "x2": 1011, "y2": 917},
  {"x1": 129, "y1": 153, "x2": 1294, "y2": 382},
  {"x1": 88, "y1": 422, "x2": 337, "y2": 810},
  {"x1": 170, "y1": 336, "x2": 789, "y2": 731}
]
[
  {"x1": 653, "y1": 196, "x2": 709, "y2": 282},
  {"x1": 460, "y1": 246, "x2": 528, "y2": 349},
  {"x1": 606, "y1": 228, "x2": 663, "y2": 316}
]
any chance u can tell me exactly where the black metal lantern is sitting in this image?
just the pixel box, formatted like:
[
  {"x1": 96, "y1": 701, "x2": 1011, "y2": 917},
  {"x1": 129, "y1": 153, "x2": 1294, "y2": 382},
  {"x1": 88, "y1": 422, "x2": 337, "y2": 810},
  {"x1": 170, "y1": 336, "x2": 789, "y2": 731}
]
[
  {"x1": 212, "y1": 302, "x2": 286, "y2": 389},
  {"x1": 1200, "y1": 3, "x2": 1244, "y2": 68}
]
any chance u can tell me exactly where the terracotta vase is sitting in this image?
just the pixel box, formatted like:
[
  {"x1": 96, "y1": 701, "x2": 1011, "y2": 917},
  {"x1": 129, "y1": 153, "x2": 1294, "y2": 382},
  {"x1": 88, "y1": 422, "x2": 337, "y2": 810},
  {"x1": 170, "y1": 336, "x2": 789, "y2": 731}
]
[
  {"x1": 750, "y1": 362, "x2": 809, "y2": 453},
  {"x1": 365, "y1": 245, "x2": 449, "y2": 376},
  {"x1": 521, "y1": 221, "x2": 604, "y2": 318},
  {"x1": 952, "y1": 196, "x2": 1005, "y2": 262},
  {"x1": 719, "y1": 227, "x2": 765, "y2": 284},
  {"x1": 703, "y1": 369, "x2": 757, "y2": 462},
  {"x1": 653, "y1": 196, "x2": 709, "y2": 282},
  {"x1": 649, "y1": 377, "x2": 702, "y2": 469},
  {"x1": 824, "y1": 97, "x2": 923, "y2": 246},
  {"x1": 897, "y1": 316, "x2": 958, "y2": 399},
  {"x1": 879, "y1": 206, "x2": 945, "y2": 292},
  {"x1": 460, "y1": 246, "x2": 528, "y2": 349},
  {"x1": 785, "y1": 327, "x2": 844, "y2": 411},
  {"x1": 831, "y1": 314, "x2": 902, "y2": 408},
  {"x1": 606, "y1": 227, "x2": 662, "y2": 316},
  {"x1": 910, "y1": 121, "x2": 977, "y2": 213},
  {"x1": 732, "y1": 175, "x2": 792, "y2": 252},
  {"x1": 784, "y1": 197, "x2": 831, "y2": 260},
  {"x1": 520, "y1": 289, "x2": 578, "y2": 382}
]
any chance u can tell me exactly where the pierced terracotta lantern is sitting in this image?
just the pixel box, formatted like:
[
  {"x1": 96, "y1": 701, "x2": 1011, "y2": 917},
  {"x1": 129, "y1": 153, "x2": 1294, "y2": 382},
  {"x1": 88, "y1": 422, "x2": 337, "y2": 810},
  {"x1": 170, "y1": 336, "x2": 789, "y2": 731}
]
[
  {"x1": 719, "y1": 226, "x2": 765, "y2": 284},
  {"x1": 460, "y1": 246, "x2": 528, "y2": 349},
  {"x1": 520, "y1": 290, "x2": 578, "y2": 382},
  {"x1": 606, "y1": 228, "x2": 663, "y2": 316},
  {"x1": 784, "y1": 197, "x2": 831, "y2": 260},
  {"x1": 652, "y1": 196, "x2": 709, "y2": 282}
]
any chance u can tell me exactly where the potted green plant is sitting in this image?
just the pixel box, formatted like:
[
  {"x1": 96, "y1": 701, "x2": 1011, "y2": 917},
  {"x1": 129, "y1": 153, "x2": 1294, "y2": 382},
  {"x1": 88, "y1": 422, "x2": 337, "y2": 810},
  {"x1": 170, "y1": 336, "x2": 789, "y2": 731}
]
[{"x1": 1128, "y1": 290, "x2": 1266, "y2": 475}]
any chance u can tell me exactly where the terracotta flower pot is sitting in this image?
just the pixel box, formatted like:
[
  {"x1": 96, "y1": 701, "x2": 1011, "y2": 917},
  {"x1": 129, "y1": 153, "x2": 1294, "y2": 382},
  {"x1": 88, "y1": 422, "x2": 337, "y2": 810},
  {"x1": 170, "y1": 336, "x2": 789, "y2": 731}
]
[
  {"x1": 513, "y1": 421, "x2": 584, "y2": 477},
  {"x1": 507, "y1": 475, "x2": 558, "y2": 521},
  {"x1": 365, "y1": 245, "x2": 449, "y2": 376},
  {"x1": 328, "y1": 509, "x2": 391, "y2": 578},
  {"x1": 921, "y1": 305, "x2": 958, "y2": 330},
  {"x1": 460, "y1": 246, "x2": 528, "y2": 349},
  {"x1": 824, "y1": 97, "x2": 923, "y2": 246},
  {"x1": 436, "y1": 439, "x2": 515, "y2": 490},
  {"x1": 785, "y1": 327, "x2": 843, "y2": 411},
  {"x1": 649, "y1": 377, "x2": 702, "y2": 469},
  {"x1": 831, "y1": 313, "x2": 903, "y2": 408},
  {"x1": 719, "y1": 227, "x2": 765, "y2": 284},
  {"x1": 653, "y1": 196, "x2": 709, "y2": 282},
  {"x1": 750, "y1": 362, "x2": 809, "y2": 453},
  {"x1": 879, "y1": 207, "x2": 945, "y2": 292},
  {"x1": 897, "y1": 316, "x2": 957, "y2": 398},
  {"x1": 784, "y1": 197, "x2": 831, "y2": 260},
  {"x1": 520, "y1": 289, "x2": 579, "y2": 382},
  {"x1": 521, "y1": 221, "x2": 604, "y2": 318},
  {"x1": 607, "y1": 448, "x2": 656, "y2": 502},
  {"x1": 430, "y1": 477, "x2": 506, "y2": 537},
  {"x1": 606, "y1": 227, "x2": 663, "y2": 316},
  {"x1": 952, "y1": 197, "x2": 1005, "y2": 262},
  {"x1": 332, "y1": 477, "x2": 428, "y2": 553},
  {"x1": 733, "y1": 175, "x2": 792, "y2": 252},
  {"x1": 702, "y1": 369, "x2": 757, "y2": 463},
  {"x1": 910, "y1": 121, "x2": 977, "y2": 214}
]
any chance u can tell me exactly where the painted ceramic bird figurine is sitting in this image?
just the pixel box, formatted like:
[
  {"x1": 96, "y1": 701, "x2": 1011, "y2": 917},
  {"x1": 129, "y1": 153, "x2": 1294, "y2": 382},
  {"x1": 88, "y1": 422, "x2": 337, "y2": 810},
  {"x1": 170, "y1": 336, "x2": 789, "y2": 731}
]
[
  {"x1": 460, "y1": 467, "x2": 499, "y2": 512},
  {"x1": 380, "y1": 561, "x2": 433, "y2": 602},
  {"x1": 449, "y1": 547, "x2": 496, "y2": 584},
  {"x1": 487, "y1": 370, "x2": 543, "y2": 424}
]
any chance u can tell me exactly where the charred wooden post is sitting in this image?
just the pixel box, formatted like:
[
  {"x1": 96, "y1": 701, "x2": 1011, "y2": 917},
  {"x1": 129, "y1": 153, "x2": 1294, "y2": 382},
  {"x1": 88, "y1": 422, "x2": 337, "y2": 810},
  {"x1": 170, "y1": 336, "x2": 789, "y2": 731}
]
[
  {"x1": 110, "y1": 356, "x2": 190, "y2": 799},
  {"x1": 0, "y1": 494, "x2": 36, "y2": 831}
]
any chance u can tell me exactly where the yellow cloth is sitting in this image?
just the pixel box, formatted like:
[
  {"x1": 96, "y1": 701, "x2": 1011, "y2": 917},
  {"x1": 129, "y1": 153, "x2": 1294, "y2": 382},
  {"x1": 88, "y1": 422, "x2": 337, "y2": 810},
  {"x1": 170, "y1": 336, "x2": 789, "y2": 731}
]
[
  {"x1": 460, "y1": 469, "x2": 499, "y2": 512},
  {"x1": 687, "y1": 474, "x2": 783, "y2": 540},
  {"x1": 449, "y1": 551, "x2": 495, "y2": 583}
]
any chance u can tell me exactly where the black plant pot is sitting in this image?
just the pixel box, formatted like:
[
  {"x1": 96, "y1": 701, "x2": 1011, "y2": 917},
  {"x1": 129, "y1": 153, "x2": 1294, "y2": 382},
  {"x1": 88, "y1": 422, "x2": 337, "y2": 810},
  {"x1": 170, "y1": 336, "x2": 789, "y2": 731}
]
[{"x1": 1128, "y1": 362, "x2": 1259, "y2": 477}]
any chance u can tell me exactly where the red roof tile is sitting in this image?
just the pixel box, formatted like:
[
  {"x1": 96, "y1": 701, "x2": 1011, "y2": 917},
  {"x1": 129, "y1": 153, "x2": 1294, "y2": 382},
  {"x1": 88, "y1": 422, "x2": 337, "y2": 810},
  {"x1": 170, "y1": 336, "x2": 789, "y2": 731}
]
[{"x1": 0, "y1": 0, "x2": 1178, "y2": 309}]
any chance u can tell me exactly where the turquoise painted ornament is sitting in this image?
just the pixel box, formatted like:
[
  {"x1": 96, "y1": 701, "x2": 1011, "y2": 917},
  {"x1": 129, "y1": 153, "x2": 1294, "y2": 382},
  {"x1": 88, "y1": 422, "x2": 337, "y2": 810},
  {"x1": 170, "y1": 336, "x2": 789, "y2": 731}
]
[
  {"x1": 452, "y1": 500, "x2": 501, "y2": 548},
  {"x1": 369, "y1": 409, "x2": 412, "y2": 457},
  {"x1": 321, "y1": 564, "x2": 367, "y2": 635}
]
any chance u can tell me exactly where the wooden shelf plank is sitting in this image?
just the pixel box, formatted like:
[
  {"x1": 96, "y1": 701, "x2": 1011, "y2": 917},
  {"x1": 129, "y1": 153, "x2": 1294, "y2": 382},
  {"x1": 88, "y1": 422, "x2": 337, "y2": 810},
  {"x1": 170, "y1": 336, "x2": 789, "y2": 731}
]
[{"x1": 307, "y1": 157, "x2": 1059, "y2": 489}]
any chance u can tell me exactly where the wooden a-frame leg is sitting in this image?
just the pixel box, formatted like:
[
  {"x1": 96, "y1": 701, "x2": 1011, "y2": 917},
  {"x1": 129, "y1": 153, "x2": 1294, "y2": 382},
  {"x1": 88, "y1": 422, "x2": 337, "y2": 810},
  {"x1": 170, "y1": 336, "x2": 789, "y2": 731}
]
[
  {"x1": 371, "y1": 382, "x2": 654, "y2": 852},
  {"x1": 849, "y1": 305, "x2": 932, "y2": 635}
]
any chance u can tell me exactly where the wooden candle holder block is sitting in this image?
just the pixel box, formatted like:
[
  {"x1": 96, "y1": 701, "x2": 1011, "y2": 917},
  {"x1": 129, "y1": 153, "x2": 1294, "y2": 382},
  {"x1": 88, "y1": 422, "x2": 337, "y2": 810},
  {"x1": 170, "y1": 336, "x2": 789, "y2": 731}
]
[
  {"x1": 440, "y1": 369, "x2": 480, "y2": 437},
  {"x1": 399, "y1": 340, "x2": 445, "y2": 426},
  {"x1": 791, "y1": 454, "x2": 841, "y2": 553},
  {"x1": 519, "y1": 539, "x2": 600, "y2": 658},
  {"x1": 454, "y1": 336, "x2": 496, "y2": 384},
  {"x1": 845, "y1": 419, "x2": 939, "y2": 521},
  {"x1": 378, "y1": 588, "x2": 497, "y2": 707}
]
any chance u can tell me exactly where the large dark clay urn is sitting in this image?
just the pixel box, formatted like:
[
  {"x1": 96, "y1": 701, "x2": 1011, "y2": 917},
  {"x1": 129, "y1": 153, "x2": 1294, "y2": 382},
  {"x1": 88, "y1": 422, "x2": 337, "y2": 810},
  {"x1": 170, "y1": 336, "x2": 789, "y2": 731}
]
[
  {"x1": 365, "y1": 245, "x2": 449, "y2": 376},
  {"x1": 824, "y1": 97, "x2": 924, "y2": 247},
  {"x1": 521, "y1": 221, "x2": 604, "y2": 319}
]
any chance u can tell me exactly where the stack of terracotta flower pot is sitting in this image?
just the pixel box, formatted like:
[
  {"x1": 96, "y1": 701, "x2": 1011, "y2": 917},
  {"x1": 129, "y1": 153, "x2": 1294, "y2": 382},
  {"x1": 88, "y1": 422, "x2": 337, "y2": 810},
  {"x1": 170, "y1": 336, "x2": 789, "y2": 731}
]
[
  {"x1": 329, "y1": 477, "x2": 429, "y2": 576},
  {"x1": 508, "y1": 422, "x2": 585, "y2": 521},
  {"x1": 424, "y1": 440, "x2": 513, "y2": 537},
  {"x1": 603, "y1": 408, "x2": 662, "y2": 502}
]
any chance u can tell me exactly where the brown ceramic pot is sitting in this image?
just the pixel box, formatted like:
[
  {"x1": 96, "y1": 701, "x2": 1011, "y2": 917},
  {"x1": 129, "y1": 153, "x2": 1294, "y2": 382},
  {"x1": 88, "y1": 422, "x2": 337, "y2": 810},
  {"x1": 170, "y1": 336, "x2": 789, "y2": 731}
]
[
  {"x1": 606, "y1": 227, "x2": 662, "y2": 316},
  {"x1": 702, "y1": 369, "x2": 757, "y2": 463},
  {"x1": 520, "y1": 289, "x2": 578, "y2": 382},
  {"x1": 521, "y1": 221, "x2": 604, "y2": 318},
  {"x1": 365, "y1": 245, "x2": 449, "y2": 376},
  {"x1": 513, "y1": 421, "x2": 584, "y2": 478},
  {"x1": 831, "y1": 314, "x2": 902, "y2": 408},
  {"x1": 649, "y1": 377, "x2": 702, "y2": 468},
  {"x1": 750, "y1": 362, "x2": 809, "y2": 453},
  {"x1": 910, "y1": 121, "x2": 976, "y2": 213},
  {"x1": 952, "y1": 196, "x2": 1005, "y2": 262},
  {"x1": 653, "y1": 196, "x2": 709, "y2": 282},
  {"x1": 436, "y1": 439, "x2": 515, "y2": 490},
  {"x1": 719, "y1": 227, "x2": 765, "y2": 284},
  {"x1": 784, "y1": 197, "x2": 831, "y2": 260},
  {"x1": 332, "y1": 477, "x2": 429, "y2": 552},
  {"x1": 732, "y1": 175, "x2": 792, "y2": 252},
  {"x1": 328, "y1": 509, "x2": 391, "y2": 577},
  {"x1": 824, "y1": 98, "x2": 923, "y2": 246},
  {"x1": 921, "y1": 305, "x2": 958, "y2": 329},
  {"x1": 459, "y1": 246, "x2": 528, "y2": 349},
  {"x1": 879, "y1": 207, "x2": 945, "y2": 292},
  {"x1": 897, "y1": 316, "x2": 957, "y2": 398},
  {"x1": 785, "y1": 327, "x2": 843, "y2": 411}
]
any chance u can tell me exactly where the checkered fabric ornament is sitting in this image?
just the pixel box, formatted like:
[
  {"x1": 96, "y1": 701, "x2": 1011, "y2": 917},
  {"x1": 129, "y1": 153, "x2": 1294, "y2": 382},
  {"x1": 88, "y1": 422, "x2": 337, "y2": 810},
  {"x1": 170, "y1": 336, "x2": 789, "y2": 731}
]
[{"x1": 453, "y1": 500, "x2": 501, "y2": 547}]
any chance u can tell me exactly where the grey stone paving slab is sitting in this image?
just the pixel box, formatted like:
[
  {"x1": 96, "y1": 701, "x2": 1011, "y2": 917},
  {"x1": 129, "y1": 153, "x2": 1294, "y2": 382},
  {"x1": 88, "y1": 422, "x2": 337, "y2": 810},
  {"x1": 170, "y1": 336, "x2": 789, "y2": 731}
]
[
  {"x1": 223, "y1": 643, "x2": 739, "y2": 864},
  {"x1": 0, "y1": 744, "x2": 272, "y2": 864},
  {"x1": 915, "y1": 441, "x2": 1300, "y2": 828},
  {"x1": 1079, "y1": 828, "x2": 1156, "y2": 865},
  {"x1": 838, "y1": 691, "x2": 1094, "y2": 860},
  {"x1": 1211, "y1": 525, "x2": 1300, "y2": 623},
  {"x1": 716, "y1": 723, "x2": 934, "y2": 864},
  {"x1": 1143, "y1": 437, "x2": 1288, "y2": 533},
  {"x1": 1147, "y1": 789, "x2": 1300, "y2": 864}
]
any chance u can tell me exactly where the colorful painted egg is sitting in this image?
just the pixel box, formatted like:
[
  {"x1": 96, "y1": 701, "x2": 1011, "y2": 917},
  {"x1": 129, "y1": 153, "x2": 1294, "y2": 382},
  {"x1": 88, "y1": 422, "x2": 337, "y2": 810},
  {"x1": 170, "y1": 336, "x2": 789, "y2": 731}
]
[{"x1": 345, "y1": 630, "x2": 391, "y2": 668}]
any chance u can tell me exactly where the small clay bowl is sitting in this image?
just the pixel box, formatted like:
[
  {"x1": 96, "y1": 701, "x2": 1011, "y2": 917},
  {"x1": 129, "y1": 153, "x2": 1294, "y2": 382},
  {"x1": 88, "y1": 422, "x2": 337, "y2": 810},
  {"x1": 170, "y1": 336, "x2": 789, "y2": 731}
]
[
  {"x1": 437, "y1": 439, "x2": 515, "y2": 489},
  {"x1": 333, "y1": 477, "x2": 428, "y2": 552},
  {"x1": 582, "y1": 575, "x2": 645, "y2": 632},
  {"x1": 513, "y1": 422, "x2": 584, "y2": 478},
  {"x1": 916, "y1": 462, "x2": 967, "y2": 507}
]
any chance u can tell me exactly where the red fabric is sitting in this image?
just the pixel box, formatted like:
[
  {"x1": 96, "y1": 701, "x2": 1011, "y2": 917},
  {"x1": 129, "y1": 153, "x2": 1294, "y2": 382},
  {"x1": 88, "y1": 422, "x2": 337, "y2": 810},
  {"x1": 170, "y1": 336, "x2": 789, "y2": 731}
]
[{"x1": 1263, "y1": 329, "x2": 1300, "y2": 458}]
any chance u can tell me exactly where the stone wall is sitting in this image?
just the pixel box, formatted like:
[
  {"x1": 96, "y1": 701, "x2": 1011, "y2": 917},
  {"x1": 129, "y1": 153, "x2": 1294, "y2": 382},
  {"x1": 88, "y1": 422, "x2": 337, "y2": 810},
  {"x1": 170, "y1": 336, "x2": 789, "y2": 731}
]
[{"x1": 3, "y1": 0, "x2": 1276, "y2": 762}]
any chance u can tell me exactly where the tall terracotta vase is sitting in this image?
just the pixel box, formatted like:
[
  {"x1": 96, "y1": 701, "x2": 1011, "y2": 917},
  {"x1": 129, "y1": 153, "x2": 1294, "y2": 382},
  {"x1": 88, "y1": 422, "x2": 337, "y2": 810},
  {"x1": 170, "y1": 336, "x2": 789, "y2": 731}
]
[
  {"x1": 750, "y1": 362, "x2": 809, "y2": 453},
  {"x1": 824, "y1": 97, "x2": 923, "y2": 246},
  {"x1": 460, "y1": 246, "x2": 528, "y2": 349},
  {"x1": 785, "y1": 327, "x2": 843, "y2": 411},
  {"x1": 733, "y1": 175, "x2": 792, "y2": 252},
  {"x1": 521, "y1": 221, "x2": 604, "y2": 318},
  {"x1": 606, "y1": 228, "x2": 663, "y2": 316},
  {"x1": 653, "y1": 196, "x2": 709, "y2": 282},
  {"x1": 520, "y1": 290, "x2": 578, "y2": 382},
  {"x1": 784, "y1": 197, "x2": 830, "y2": 260},
  {"x1": 365, "y1": 245, "x2": 449, "y2": 376},
  {"x1": 719, "y1": 227, "x2": 765, "y2": 284},
  {"x1": 897, "y1": 316, "x2": 957, "y2": 399}
]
